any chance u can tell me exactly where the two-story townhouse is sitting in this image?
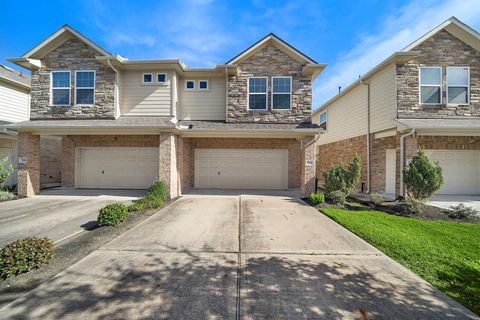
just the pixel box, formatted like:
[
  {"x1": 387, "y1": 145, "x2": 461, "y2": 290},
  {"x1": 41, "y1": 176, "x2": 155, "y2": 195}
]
[
  {"x1": 7, "y1": 25, "x2": 326, "y2": 198},
  {"x1": 312, "y1": 17, "x2": 480, "y2": 198},
  {"x1": 0, "y1": 65, "x2": 61, "y2": 188}
]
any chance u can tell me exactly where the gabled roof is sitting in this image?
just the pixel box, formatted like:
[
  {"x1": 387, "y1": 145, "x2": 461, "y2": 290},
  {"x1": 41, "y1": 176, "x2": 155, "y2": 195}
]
[
  {"x1": 0, "y1": 65, "x2": 30, "y2": 90},
  {"x1": 402, "y1": 16, "x2": 480, "y2": 52},
  {"x1": 226, "y1": 33, "x2": 318, "y2": 65}
]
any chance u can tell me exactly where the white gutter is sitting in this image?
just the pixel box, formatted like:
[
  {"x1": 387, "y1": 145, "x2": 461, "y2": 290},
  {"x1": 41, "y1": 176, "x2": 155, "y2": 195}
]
[
  {"x1": 361, "y1": 79, "x2": 371, "y2": 193},
  {"x1": 399, "y1": 128, "x2": 415, "y2": 197},
  {"x1": 0, "y1": 128, "x2": 18, "y2": 137},
  {"x1": 107, "y1": 58, "x2": 120, "y2": 119},
  {"x1": 225, "y1": 66, "x2": 229, "y2": 121}
]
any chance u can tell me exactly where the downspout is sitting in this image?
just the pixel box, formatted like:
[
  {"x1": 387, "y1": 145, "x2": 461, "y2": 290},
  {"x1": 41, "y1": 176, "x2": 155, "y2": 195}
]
[
  {"x1": 107, "y1": 59, "x2": 120, "y2": 119},
  {"x1": 361, "y1": 79, "x2": 371, "y2": 193},
  {"x1": 225, "y1": 66, "x2": 228, "y2": 121},
  {"x1": 399, "y1": 128, "x2": 415, "y2": 197}
]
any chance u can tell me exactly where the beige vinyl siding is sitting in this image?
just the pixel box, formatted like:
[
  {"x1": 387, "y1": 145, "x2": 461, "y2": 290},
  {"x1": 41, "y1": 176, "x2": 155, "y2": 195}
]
[
  {"x1": 0, "y1": 81, "x2": 29, "y2": 123},
  {"x1": 179, "y1": 77, "x2": 226, "y2": 120},
  {"x1": 317, "y1": 85, "x2": 368, "y2": 145},
  {"x1": 120, "y1": 70, "x2": 172, "y2": 116},
  {"x1": 370, "y1": 64, "x2": 397, "y2": 132}
]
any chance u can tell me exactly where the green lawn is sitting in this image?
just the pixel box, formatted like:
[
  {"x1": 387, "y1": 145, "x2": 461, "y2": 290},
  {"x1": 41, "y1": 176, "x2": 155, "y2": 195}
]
[{"x1": 320, "y1": 206, "x2": 480, "y2": 315}]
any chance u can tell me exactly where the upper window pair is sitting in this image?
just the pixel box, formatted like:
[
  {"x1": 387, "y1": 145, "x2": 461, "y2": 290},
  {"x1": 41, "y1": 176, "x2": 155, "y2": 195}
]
[
  {"x1": 51, "y1": 71, "x2": 95, "y2": 106},
  {"x1": 248, "y1": 76, "x2": 292, "y2": 110},
  {"x1": 419, "y1": 67, "x2": 469, "y2": 105}
]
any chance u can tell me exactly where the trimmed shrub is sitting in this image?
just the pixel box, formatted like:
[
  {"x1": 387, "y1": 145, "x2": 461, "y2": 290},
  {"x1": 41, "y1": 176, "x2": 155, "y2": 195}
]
[
  {"x1": 0, "y1": 237, "x2": 55, "y2": 279},
  {"x1": 323, "y1": 165, "x2": 347, "y2": 195},
  {"x1": 449, "y1": 204, "x2": 477, "y2": 219},
  {"x1": 309, "y1": 192, "x2": 325, "y2": 204},
  {"x1": 369, "y1": 193, "x2": 384, "y2": 206},
  {"x1": 0, "y1": 156, "x2": 13, "y2": 190},
  {"x1": 97, "y1": 203, "x2": 129, "y2": 226},
  {"x1": 128, "y1": 180, "x2": 168, "y2": 213},
  {"x1": 323, "y1": 155, "x2": 361, "y2": 204},
  {"x1": 148, "y1": 180, "x2": 169, "y2": 201},
  {"x1": 326, "y1": 190, "x2": 346, "y2": 205},
  {"x1": 403, "y1": 198, "x2": 422, "y2": 215},
  {"x1": 0, "y1": 190, "x2": 15, "y2": 202},
  {"x1": 404, "y1": 150, "x2": 443, "y2": 201}
]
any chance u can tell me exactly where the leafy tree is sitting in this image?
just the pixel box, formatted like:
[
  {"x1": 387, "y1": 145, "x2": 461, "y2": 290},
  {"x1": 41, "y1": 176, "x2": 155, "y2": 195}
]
[
  {"x1": 403, "y1": 150, "x2": 443, "y2": 201},
  {"x1": 0, "y1": 157, "x2": 13, "y2": 190}
]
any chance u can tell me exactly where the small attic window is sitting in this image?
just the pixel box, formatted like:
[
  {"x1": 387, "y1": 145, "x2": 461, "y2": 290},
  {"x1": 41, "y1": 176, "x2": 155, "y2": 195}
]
[
  {"x1": 143, "y1": 73, "x2": 153, "y2": 84},
  {"x1": 157, "y1": 73, "x2": 167, "y2": 83}
]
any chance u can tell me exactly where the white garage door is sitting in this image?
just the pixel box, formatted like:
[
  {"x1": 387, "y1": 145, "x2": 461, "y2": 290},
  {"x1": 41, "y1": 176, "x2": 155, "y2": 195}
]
[
  {"x1": 195, "y1": 149, "x2": 288, "y2": 189},
  {"x1": 77, "y1": 147, "x2": 158, "y2": 189},
  {"x1": 425, "y1": 150, "x2": 480, "y2": 195}
]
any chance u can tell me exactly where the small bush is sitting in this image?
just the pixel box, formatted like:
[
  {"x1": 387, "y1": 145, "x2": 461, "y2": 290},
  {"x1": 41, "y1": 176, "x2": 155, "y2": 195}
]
[
  {"x1": 323, "y1": 155, "x2": 362, "y2": 203},
  {"x1": 128, "y1": 180, "x2": 168, "y2": 213},
  {"x1": 0, "y1": 190, "x2": 15, "y2": 202},
  {"x1": 403, "y1": 198, "x2": 423, "y2": 215},
  {"x1": 369, "y1": 193, "x2": 384, "y2": 206},
  {"x1": 309, "y1": 192, "x2": 325, "y2": 204},
  {"x1": 97, "y1": 203, "x2": 129, "y2": 226},
  {"x1": 326, "y1": 190, "x2": 347, "y2": 205},
  {"x1": 148, "y1": 180, "x2": 169, "y2": 201},
  {"x1": 449, "y1": 204, "x2": 477, "y2": 219},
  {"x1": 0, "y1": 237, "x2": 55, "y2": 279},
  {"x1": 0, "y1": 156, "x2": 13, "y2": 190},
  {"x1": 404, "y1": 150, "x2": 444, "y2": 201}
]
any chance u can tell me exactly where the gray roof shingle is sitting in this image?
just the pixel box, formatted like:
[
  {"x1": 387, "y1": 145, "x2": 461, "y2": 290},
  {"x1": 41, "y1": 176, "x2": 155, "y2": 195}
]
[{"x1": 0, "y1": 65, "x2": 30, "y2": 87}]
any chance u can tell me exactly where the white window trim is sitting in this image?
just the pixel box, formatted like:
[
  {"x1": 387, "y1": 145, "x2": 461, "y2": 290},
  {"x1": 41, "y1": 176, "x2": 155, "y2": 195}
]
[
  {"x1": 75, "y1": 70, "x2": 96, "y2": 106},
  {"x1": 247, "y1": 76, "x2": 268, "y2": 110},
  {"x1": 50, "y1": 70, "x2": 71, "y2": 106},
  {"x1": 271, "y1": 76, "x2": 292, "y2": 110},
  {"x1": 446, "y1": 67, "x2": 470, "y2": 105},
  {"x1": 156, "y1": 73, "x2": 167, "y2": 84},
  {"x1": 142, "y1": 73, "x2": 153, "y2": 84},
  {"x1": 198, "y1": 80, "x2": 209, "y2": 90},
  {"x1": 319, "y1": 111, "x2": 327, "y2": 130},
  {"x1": 185, "y1": 80, "x2": 195, "y2": 90},
  {"x1": 419, "y1": 66, "x2": 442, "y2": 105}
]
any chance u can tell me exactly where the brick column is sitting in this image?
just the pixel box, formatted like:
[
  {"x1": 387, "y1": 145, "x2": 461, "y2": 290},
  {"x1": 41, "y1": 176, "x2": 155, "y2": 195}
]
[
  {"x1": 159, "y1": 132, "x2": 179, "y2": 199},
  {"x1": 17, "y1": 132, "x2": 40, "y2": 197},
  {"x1": 300, "y1": 136, "x2": 316, "y2": 197},
  {"x1": 61, "y1": 136, "x2": 75, "y2": 187}
]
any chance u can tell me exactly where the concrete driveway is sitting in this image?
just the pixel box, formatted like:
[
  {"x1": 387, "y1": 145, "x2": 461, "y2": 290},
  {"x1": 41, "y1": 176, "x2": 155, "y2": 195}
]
[
  {"x1": 1, "y1": 193, "x2": 477, "y2": 319},
  {"x1": 0, "y1": 188, "x2": 145, "y2": 246},
  {"x1": 428, "y1": 195, "x2": 480, "y2": 214}
]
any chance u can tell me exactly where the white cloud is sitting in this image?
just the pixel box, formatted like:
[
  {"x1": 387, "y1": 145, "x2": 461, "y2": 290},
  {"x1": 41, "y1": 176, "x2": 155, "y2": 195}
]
[{"x1": 313, "y1": 0, "x2": 480, "y2": 109}]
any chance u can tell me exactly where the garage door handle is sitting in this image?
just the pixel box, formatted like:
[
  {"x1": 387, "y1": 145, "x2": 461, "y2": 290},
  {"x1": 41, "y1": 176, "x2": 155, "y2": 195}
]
[
  {"x1": 102, "y1": 170, "x2": 105, "y2": 174},
  {"x1": 218, "y1": 172, "x2": 220, "y2": 175}
]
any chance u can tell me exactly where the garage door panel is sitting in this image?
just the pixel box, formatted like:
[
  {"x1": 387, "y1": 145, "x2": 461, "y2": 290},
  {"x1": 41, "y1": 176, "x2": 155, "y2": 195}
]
[
  {"x1": 78, "y1": 147, "x2": 158, "y2": 189},
  {"x1": 195, "y1": 149, "x2": 288, "y2": 190},
  {"x1": 425, "y1": 150, "x2": 480, "y2": 195}
]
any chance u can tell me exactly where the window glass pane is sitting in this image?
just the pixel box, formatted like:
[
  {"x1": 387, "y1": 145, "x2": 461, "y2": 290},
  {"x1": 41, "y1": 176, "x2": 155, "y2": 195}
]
[
  {"x1": 53, "y1": 89, "x2": 70, "y2": 105},
  {"x1": 448, "y1": 68, "x2": 468, "y2": 86},
  {"x1": 420, "y1": 86, "x2": 441, "y2": 104},
  {"x1": 448, "y1": 87, "x2": 468, "y2": 104},
  {"x1": 52, "y1": 72, "x2": 70, "y2": 88},
  {"x1": 76, "y1": 71, "x2": 94, "y2": 87},
  {"x1": 273, "y1": 77, "x2": 290, "y2": 93},
  {"x1": 76, "y1": 88, "x2": 94, "y2": 104},
  {"x1": 199, "y1": 81, "x2": 208, "y2": 89},
  {"x1": 157, "y1": 74, "x2": 166, "y2": 82},
  {"x1": 273, "y1": 94, "x2": 290, "y2": 109},
  {"x1": 320, "y1": 112, "x2": 327, "y2": 123},
  {"x1": 248, "y1": 78, "x2": 266, "y2": 93},
  {"x1": 143, "y1": 74, "x2": 152, "y2": 83},
  {"x1": 420, "y1": 68, "x2": 441, "y2": 85},
  {"x1": 186, "y1": 81, "x2": 194, "y2": 89},
  {"x1": 248, "y1": 94, "x2": 266, "y2": 109},
  {"x1": 320, "y1": 122, "x2": 327, "y2": 130}
]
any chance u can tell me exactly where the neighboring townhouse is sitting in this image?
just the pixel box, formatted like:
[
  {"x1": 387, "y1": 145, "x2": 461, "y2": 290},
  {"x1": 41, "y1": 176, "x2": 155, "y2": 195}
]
[
  {"x1": 312, "y1": 17, "x2": 480, "y2": 198},
  {"x1": 0, "y1": 65, "x2": 62, "y2": 188},
  {"x1": 7, "y1": 25, "x2": 325, "y2": 198}
]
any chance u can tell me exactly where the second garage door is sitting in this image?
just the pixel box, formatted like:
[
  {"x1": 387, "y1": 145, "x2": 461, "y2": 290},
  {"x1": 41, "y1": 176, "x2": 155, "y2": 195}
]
[
  {"x1": 77, "y1": 147, "x2": 158, "y2": 189},
  {"x1": 195, "y1": 149, "x2": 288, "y2": 189},
  {"x1": 425, "y1": 150, "x2": 480, "y2": 195}
]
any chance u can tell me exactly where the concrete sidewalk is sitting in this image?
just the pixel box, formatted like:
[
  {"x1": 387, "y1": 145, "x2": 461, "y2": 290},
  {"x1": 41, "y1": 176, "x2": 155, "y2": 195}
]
[{"x1": 1, "y1": 194, "x2": 477, "y2": 319}]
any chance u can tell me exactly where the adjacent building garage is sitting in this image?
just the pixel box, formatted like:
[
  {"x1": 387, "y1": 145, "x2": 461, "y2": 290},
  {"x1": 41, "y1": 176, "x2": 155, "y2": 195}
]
[
  {"x1": 76, "y1": 147, "x2": 159, "y2": 189},
  {"x1": 194, "y1": 149, "x2": 288, "y2": 189},
  {"x1": 425, "y1": 150, "x2": 480, "y2": 195}
]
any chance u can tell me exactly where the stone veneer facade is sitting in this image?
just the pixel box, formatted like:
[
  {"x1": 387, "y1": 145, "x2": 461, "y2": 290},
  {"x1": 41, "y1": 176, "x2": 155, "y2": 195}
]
[
  {"x1": 397, "y1": 30, "x2": 480, "y2": 118},
  {"x1": 30, "y1": 37, "x2": 115, "y2": 119},
  {"x1": 227, "y1": 44, "x2": 312, "y2": 123}
]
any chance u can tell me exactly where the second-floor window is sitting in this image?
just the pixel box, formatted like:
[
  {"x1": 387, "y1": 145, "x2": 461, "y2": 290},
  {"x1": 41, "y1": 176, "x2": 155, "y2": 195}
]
[
  {"x1": 419, "y1": 67, "x2": 441, "y2": 104},
  {"x1": 75, "y1": 71, "x2": 95, "y2": 105},
  {"x1": 272, "y1": 77, "x2": 292, "y2": 109},
  {"x1": 319, "y1": 112, "x2": 327, "y2": 130},
  {"x1": 51, "y1": 71, "x2": 71, "y2": 106},
  {"x1": 248, "y1": 77, "x2": 267, "y2": 110},
  {"x1": 447, "y1": 67, "x2": 469, "y2": 104}
]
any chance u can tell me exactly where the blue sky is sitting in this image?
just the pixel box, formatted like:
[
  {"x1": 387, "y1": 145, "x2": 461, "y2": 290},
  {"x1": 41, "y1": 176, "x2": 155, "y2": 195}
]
[{"x1": 1, "y1": 0, "x2": 480, "y2": 109}]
